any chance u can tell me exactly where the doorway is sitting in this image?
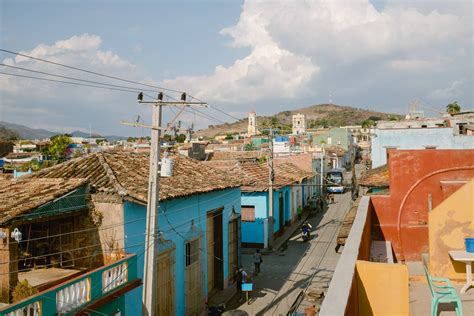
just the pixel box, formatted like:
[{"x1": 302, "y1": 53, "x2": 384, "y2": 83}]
[
  {"x1": 279, "y1": 193, "x2": 284, "y2": 233},
  {"x1": 207, "y1": 208, "x2": 223, "y2": 295}
]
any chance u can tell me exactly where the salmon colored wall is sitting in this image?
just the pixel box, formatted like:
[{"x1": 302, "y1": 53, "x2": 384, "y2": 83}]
[
  {"x1": 370, "y1": 149, "x2": 474, "y2": 262},
  {"x1": 355, "y1": 261, "x2": 409, "y2": 316},
  {"x1": 429, "y1": 179, "x2": 474, "y2": 279}
]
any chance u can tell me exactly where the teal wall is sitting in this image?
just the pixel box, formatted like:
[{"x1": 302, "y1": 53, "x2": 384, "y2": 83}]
[
  {"x1": 95, "y1": 295, "x2": 125, "y2": 315},
  {"x1": 123, "y1": 188, "x2": 241, "y2": 315},
  {"x1": 241, "y1": 186, "x2": 291, "y2": 246}
]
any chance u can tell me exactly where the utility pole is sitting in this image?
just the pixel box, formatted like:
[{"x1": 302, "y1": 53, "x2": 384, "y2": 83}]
[
  {"x1": 268, "y1": 128, "x2": 275, "y2": 249},
  {"x1": 320, "y1": 146, "x2": 325, "y2": 197},
  {"x1": 350, "y1": 135, "x2": 356, "y2": 199},
  {"x1": 124, "y1": 92, "x2": 206, "y2": 316},
  {"x1": 142, "y1": 92, "x2": 163, "y2": 316}
]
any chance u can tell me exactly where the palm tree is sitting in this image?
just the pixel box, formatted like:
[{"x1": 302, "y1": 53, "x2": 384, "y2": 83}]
[{"x1": 446, "y1": 101, "x2": 461, "y2": 115}]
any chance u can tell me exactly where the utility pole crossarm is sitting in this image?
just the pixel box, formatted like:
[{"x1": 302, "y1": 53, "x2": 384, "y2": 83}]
[{"x1": 134, "y1": 91, "x2": 208, "y2": 315}]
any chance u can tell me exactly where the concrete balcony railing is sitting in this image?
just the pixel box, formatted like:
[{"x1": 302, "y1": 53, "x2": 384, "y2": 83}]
[{"x1": 0, "y1": 254, "x2": 137, "y2": 316}]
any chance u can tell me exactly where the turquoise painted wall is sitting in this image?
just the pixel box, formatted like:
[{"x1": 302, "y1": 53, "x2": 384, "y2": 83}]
[
  {"x1": 123, "y1": 188, "x2": 241, "y2": 315},
  {"x1": 241, "y1": 192, "x2": 267, "y2": 244},
  {"x1": 372, "y1": 127, "x2": 474, "y2": 167},
  {"x1": 273, "y1": 187, "x2": 291, "y2": 233},
  {"x1": 240, "y1": 187, "x2": 291, "y2": 245},
  {"x1": 95, "y1": 295, "x2": 125, "y2": 315}
]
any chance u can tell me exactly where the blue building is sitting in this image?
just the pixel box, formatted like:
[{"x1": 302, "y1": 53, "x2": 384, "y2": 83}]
[
  {"x1": 372, "y1": 120, "x2": 474, "y2": 167},
  {"x1": 227, "y1": 161, "x2": 313, "y2": 248},
  {"x1": 29, "y1": 151, "x2": 242, "y2": 315}
]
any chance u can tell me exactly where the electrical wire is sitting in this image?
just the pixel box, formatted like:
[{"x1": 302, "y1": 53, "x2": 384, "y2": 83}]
[
  {"x1": 1, "y1": 48, "x2": 245, "y2": 126},
  {"x1": 0, "y1": 63, "x2": 161, "y2": 94},
  {"x1": 8, "y1": 188, "x2": 242, "y2": 245},
  {"x1": 0, "y1": 72, "x2": 141, "y2": 94},
  {"x1": 0, "y1": 49, "x2": 184, "y2": 94}
]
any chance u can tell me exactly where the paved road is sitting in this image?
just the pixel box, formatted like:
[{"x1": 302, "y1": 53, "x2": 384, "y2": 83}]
[{"x1": 227, "y1": 191, "x2": 353, "y2": 315}]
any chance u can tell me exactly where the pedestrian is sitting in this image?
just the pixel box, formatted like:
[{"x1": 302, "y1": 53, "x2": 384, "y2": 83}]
[
  {"x1": 297, "y1": 205, "x2": 302, "y2": 220},
  {"x1": 234, "y1": 266, "x2": 247, "y2": 300},
  {"x1": 253, "y1": 249, "x2": 263, "y2": 275},
  {"x1": 318, "y1": 197, "x2": 324, "y2": 212}
]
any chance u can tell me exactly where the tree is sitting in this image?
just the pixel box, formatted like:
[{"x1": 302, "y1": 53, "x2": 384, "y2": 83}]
[
  {"x1": 49, "y1": 135, "x2": 72, "y2": 161},
  {"x1": 270, "y1": 117, "x2": 279, "y2": 127},
  {"x1": 176, "y1": 134, "x2": 186, "y2": 143},
  {"x1": 244, "y1": 142, "x2": 257, "y2": 151},
  {"x1": 225, "y1": 134, "x2": 234, "y2": 140},
  {"x1": 362, "y1": 119, "x2": 376, "y2": 128},
  {"x1": 446, "y1": 101, "x2": 461, "y2": 115}
]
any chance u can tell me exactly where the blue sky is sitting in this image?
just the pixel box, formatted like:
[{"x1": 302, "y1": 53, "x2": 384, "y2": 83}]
[{"x1": 0, "y1": 0, "x2": 472, "y2": 136}]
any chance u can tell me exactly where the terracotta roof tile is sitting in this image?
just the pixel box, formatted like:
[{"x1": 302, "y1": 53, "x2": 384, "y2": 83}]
[
  {"x1": 227, "y1": 161, "x2": 296, "y2": 192},
  {"x1": 274, "y1": 163, "x2": 315, "y2": 183},
  {"x1": 359, "y1": 165, "x2": 389, "y2": 187},
  {"x1": 0, "y1": 178, "x2": 87, "y2": 224},
  {"x1": 27, "y1": 150, "x2": 240, "y2": 203},
  {"x1": 207, "y1": 151, "x2": 262, "y2": 161}
]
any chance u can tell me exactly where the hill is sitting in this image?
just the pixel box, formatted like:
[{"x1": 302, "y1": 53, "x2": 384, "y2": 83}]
[
  {"x1": 195, "y1": 104, "x2": 403, "y2": 137},
  {"x1": 0, "y1": 121, "x2": 127, "y2": 141},
  {"x1": 0, "y1": 121, "x2": 56, "y2": 140}
]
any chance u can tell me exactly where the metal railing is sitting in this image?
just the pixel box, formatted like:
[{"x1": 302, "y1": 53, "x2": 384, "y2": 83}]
[{"x1": 1, "y1": 254, "x2": 137, "y2": 316}]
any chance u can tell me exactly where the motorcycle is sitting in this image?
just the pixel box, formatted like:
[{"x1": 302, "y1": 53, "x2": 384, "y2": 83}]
[
  {"x1": 301, "y1": 226, "x2": 311, "y2": 241},
  {"x1": 207, "y1": 303, "x2": 226, "y2": 316}
]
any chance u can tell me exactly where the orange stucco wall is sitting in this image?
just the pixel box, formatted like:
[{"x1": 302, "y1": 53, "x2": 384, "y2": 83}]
[
  {"x1": 370, "y1": 149, "x2": 474, "y2": 262},
  {"x1": 429, "y1": 179, "x2": 474, "y2": 279},
  {"x1": 355, "y1": 261, "x2": 409, "y2": 316}
]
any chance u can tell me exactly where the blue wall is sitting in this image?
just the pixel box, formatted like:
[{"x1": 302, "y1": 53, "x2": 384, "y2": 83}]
[
  {"x1": 272, "y1": 187, "x2": 291, "y2": 233},
  {"x1": 241, "y1": 192, "x2": 267, "y2": 244},
  {"x1": 240, "y1": 186, "x2": 291, "y2": 245},
  {"x1": 123, "y1": 188, "x2": 241, "y2": 315},
  {"x1": 372, "y1": 128, "x2": 474, "y2": 167}
]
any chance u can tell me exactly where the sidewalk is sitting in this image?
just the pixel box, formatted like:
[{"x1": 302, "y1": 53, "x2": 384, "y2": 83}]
[{"x1": 210, "y1": 210, "x2": 315, "y2": 307}]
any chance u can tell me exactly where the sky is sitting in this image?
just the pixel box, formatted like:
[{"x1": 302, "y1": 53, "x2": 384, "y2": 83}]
[{"x1": 0, "y1": 0, "x2": 472, "y2": 136}]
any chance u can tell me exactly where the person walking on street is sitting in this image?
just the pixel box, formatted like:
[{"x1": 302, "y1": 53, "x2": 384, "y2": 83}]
[
  {"x1": 253, "y1": 249, "x2": 263, "y2": 275},
  {"x1": 234, "y1": 266, "x2": 247, "y2": 301},
  {"x1": 297, "y1": 205, "x2": 303, "y2": 220}
]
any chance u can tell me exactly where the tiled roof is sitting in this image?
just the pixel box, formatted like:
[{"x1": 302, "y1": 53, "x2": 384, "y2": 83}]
[
  {"x1": 228, "y1": 161, "x2": 296, "y2": 192},
  {"x1": 274, "y1": 163, "x2": 315, "y2": 183},
  {"x1": 207, "y1": 151, "x2": 262, "y2": 161},
  {"x1": 27, "y1": 151, "x2": 240, "y2": 203},
  {"x1": 359, "y1": 165, "x2": 389, "y2": 187},
  {"x1": 0, "y1": 178, "x2": 87, "y2": 224}
]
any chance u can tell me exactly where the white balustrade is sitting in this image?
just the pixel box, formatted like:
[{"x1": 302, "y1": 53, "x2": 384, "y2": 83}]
[
  {"x1": 6, "y1": 301, "x2": 41, "y2": 316},
  {"x1": 102, "y1": 262, "x2": 128, "y2": 293},
  {"x1": 56, "y1": 278, "x2": 90, "y2": 314}
]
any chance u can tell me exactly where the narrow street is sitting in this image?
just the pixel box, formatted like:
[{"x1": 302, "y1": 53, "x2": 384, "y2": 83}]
[{"x1": 227, "y1": 190, "x2": 353, "y2": 315}]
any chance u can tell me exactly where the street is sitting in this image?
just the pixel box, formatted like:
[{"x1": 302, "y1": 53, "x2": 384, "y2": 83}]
[{"x1": 227, "y1": 190, "x2": 353, "y2": 315}]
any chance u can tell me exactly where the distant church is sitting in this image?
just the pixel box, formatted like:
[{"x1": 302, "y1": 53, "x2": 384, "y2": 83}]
[
  {"x1": 248, "y1": 111, "x2": 258, "y2": 136},
  {"x1": 292, "y1": 113, "x2": 306, "y2": 135}
]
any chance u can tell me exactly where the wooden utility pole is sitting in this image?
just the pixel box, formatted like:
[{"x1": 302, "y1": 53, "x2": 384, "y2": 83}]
[
  {"x1": 142, "y1": 94, "x2": 162, "y2": 316},
  {"x1": 125, "y1": 92, "x2": 206, "y2": 315},
  {"x1": 268, "y1": 128, "x2": 275, "y2": 248}
]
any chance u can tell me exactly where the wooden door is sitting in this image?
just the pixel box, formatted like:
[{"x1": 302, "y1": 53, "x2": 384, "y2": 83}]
[
  {"x1": 228, "y1": 219, "x2": 238, "y2": 282},
  {"x1": 207, "y1": 214, "x2": 215, "y2": 294},
  {"x1": 279, "y1": 193, "x2": 284, "y2": 232},
  {"x1": 185, "y1": 238, "x2": 201, "y2": 315},
  {"x1": 156, "y1": 248, "x2": 175, "y2": 316}
]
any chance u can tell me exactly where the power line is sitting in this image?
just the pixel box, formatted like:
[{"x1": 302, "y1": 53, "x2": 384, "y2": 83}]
[
  {"x1": 1, "y1": 48, "x2": 246, "y2": 125},
  {"x1": 0, "y1": 63, "x2": 161, "y2": 94},
  {"x1": 0, "y1": 48, "x2": 184, "y2": 95},
  {"x1": 0, "y1": 72, "x2": 140, "y2": 94}
]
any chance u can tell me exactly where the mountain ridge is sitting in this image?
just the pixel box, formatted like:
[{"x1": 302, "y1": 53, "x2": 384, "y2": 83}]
[
  {"x1": 196, "y1": 103, "x2": 403, "y2": 137},
  {"x1": 0, "y1": 121, "x2": 127, "y2": 141}
]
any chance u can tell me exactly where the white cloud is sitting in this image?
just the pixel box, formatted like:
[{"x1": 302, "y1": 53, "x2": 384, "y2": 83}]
[
  {"x1": 390, "y1": 56, "x2": 454, "y2": 71},
  {"x1": 428, "y1": 79, "x2": 466, "y2": 100},
  {"x1": 0, "y1": 34, "x2": 162, "y2": 135},
  {"x1": 161, "y1": 0, "x2": 471, "y2": 108}
]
